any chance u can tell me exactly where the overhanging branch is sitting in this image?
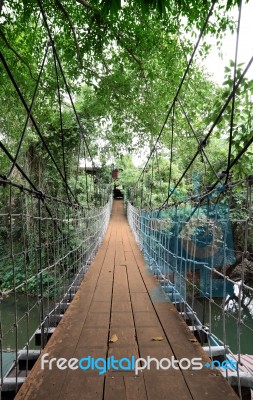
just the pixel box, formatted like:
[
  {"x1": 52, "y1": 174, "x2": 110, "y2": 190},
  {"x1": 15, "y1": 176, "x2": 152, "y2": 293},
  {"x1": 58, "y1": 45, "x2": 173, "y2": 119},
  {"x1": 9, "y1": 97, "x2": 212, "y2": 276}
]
[
  {"x1": 55, "y1": 0, "x2": 83, "y2": 68},
  {"x1": 0, "y1": 28, "x2": 36, "y2": 81},
  {"x1": 75, "y1": 0, "x2": 147, "y2": 84}
]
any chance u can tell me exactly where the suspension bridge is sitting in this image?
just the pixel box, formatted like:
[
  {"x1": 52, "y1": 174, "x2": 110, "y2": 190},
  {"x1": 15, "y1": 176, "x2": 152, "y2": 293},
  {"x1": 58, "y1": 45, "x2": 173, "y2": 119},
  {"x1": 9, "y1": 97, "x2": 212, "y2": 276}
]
[
  {"x1": 1, "y1": 0, "x2": 253, "y2": 399},
  {"x1": 1, "y1": 200, "x2": 245, "y2": 400}
]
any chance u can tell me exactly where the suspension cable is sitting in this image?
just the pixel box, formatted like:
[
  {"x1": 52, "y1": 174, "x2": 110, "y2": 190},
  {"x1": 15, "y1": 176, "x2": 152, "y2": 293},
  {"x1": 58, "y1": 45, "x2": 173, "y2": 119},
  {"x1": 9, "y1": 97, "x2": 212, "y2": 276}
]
[
  {"x1": 37, "y1": 0, "x2": 95, "y2": 169},
  {"x1": 177, "y1": 98, "x2": 220, "y2": 181},
  {"x1": 160, "y1": 49, "x2": 253, "y2": 209},
  {"x1": 134, "y1": 0, "x2": 216, "y2": 187},
  {"x1": 167, "y1": 102, "x2": 175, "y2": 201},
  {"x1": 52, "y1": 47, "x2": 71, "y2": 203},
  {"x1": 226, "y1": 0, "x2": 242, "y2": 184},
  {"x1": 0, "y1": 50, "x2": 79, "y2": 203},
  {"x1": 6, "y1": 42, "x2": 50, "y2": 179}
]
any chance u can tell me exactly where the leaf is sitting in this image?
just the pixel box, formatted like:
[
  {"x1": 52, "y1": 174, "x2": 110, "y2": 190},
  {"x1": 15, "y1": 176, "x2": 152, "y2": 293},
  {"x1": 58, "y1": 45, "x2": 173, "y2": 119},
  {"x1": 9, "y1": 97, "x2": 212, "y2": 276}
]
[
  {"x1": 151, "y1": 336, "x2": 163, "y2": 341},
  {"x1": 109, "y1": 334, "x2": 118, "y2": 343}
]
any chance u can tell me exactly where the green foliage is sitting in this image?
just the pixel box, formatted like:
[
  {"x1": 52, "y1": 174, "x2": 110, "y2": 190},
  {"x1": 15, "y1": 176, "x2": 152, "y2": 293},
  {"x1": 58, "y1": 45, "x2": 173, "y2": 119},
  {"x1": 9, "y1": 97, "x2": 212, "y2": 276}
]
[
  {"x1": 0, "y1": 0, "x2": 252, "y2": 292},
  {"x1": 207, "y1": 61, "x2": 253, "y2": 179}
]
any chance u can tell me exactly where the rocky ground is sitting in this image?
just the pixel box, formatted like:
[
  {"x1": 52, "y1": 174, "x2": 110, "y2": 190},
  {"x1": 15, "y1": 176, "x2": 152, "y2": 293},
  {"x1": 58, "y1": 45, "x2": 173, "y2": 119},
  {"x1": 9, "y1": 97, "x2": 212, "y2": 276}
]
[{"x1": 229, "y1": 259, "x2": 253, "y2": 284}]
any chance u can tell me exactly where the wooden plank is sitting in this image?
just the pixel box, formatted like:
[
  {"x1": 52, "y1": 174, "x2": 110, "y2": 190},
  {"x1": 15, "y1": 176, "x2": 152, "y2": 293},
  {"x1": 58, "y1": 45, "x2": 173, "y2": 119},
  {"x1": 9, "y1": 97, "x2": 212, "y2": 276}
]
[
  {"x1": 139, "y1": 345, "x2": 174, "y2": 374},
  {"x1": 113, "y1": 264, "x2": 130, "y2": 301},
  {"x1": 50, "y1": 206, "x2": 119, "y2": 399},
  {"x1": 92, "y1": 284, "x2": 113, "y2": 302},
  {"x1": 14, "y1": 215, "x2": 113, "y2": 400},
  {"x1": 115, "y1": 240, "x2": 126, "y2": 267},
  {"x1": 60, "y1": 376, "x2": 105, "y2": 400},
  {"x1": 73, "y1": 346, "x2": 108, "y2": 373},
  {"x1": 180, "y1": 372, "x2": 241, "y2": 400},
  {"x1": 104, "y1": 376, "x2": 127, "y2": 400},
  {"x1": 107, "y1": 345, "x2": 139, "y2": 377},
  {"x1": 108, "y1": 327, "x2": 136, "y2": 346},
  {"x1": 108, "y1": 221, "x2": 139, "y2": 379},
  {"x1": 123, "y1": 229, "x2": 192, "y2": 399},
  {"x1": 77, "y1": 327, "x2": 109, "y2": 348},
  {"x1": 14, "y1": 201, "x2": 239, "y2": 400},
  {"x1": 135, "y1": 326, "x2": 167, "y2": 347},
  {"x1": 235, "y1": 354, "x2": 253, "y2": 371},
  {"x1": 123, "y1": 239, "x2": 132, "y2": 252},
  {"x1": 108, "y1": 345, "x2": 139, "y2": 361},
  {"x1": 125, "y1": 251, "x2": 147, "y2": 293},
  {"x1": 89, "y1": 301, "x2": 111, "y2": 313},
  {"x1": 133, "y1": 311, "x2": 161, "y2": 328},
  {"x1": 55, "y1": 204, "x2": 118, "y2": 399},
  {"x1": 131, "y1": 293, "x2": 154, "y2": 312},
  {"x1": 124, "y1": 376, "x2": 147, "y2": 400},
  {"x1": 124, "y1": 223, "x2": 239, "y2": 400},
  {"x1": 111, "y1": 301, "x2": 132, "y2": 312},
  {"x1": 85, "y1": 312, "x2": 110, "y2": 328},
  {"x1": 144, "y1": 374, "x2": 192, "y2": 400},
  {"x1": 124, "y1": 229, "x2": 160, "y2": 292},
  {"x1": 110, "y1": 312, "x2": 135, "y2": 328}
]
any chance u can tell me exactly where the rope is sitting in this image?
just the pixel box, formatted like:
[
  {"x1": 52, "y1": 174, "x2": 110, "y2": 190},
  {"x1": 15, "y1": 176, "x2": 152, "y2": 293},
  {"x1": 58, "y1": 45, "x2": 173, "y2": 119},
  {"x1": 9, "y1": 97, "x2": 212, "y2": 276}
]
[
  {"x1": 6, "y1": 42, "x2": 50, "y2": 179},
  {"x1": 158, "y1": 48, "x2": 253, "y2": 210},
  {"x1": 127, "y1": 179, "x2": 253, "y2": 390},
  {"x1": 52, "y1": 47, "x2": 71, "y2": 203},
  {"x1": 134, "y1": 0, "x2": 216, "y2": 188},
  {"x1": 226, "y1": 0, "x2": 242, "y2": 185},
  {"x1": 37, "y1": 0, "x2": 95, "y2": 169},
  {"x1": 149, "y1": 153, "x2": 154, "y2": 207},
  {"x1": 167, "y1": 102, "x2": 175, "y2": 201},
  {"x1": 177, "y1": 98, "x2": 220, "y2": 181},
  {"x1": 155, "y1": 149, "x2": 162, "y2": 193},
  {"x1": 0, "y1": 50, "x2": 79, "y2": 204}
]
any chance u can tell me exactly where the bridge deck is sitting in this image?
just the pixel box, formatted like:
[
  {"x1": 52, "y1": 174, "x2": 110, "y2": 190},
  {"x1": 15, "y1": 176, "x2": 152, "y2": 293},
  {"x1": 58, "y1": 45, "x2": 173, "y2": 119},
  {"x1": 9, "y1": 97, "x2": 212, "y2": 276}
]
[{"x1": 15, "y1": 200, "x2": 238, "y2": 400}]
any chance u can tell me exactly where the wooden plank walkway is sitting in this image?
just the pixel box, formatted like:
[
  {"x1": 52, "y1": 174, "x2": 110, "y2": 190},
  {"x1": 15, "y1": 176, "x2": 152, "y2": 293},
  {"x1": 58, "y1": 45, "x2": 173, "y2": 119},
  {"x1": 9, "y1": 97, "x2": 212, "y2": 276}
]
[{"x1": 15, "y1": 200, "x2": 238, "y2": 400}]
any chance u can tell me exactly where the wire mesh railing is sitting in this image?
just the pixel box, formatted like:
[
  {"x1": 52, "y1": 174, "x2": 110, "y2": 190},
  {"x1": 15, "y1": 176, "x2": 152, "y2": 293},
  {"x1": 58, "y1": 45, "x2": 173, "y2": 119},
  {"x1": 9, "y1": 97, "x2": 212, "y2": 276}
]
[
  {"x1": 0, "y1": 180, "x2": 112, "y2": 397},
  {"x1": 127, "y1": 177, "x2": 253, "y2": 399}
]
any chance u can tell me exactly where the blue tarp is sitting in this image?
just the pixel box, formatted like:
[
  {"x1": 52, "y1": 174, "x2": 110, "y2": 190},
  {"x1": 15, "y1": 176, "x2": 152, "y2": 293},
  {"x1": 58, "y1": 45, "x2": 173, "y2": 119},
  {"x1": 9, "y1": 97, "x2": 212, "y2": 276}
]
[{"x1": 140, "y1": 203, "x2": 235, "y2": 299}]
